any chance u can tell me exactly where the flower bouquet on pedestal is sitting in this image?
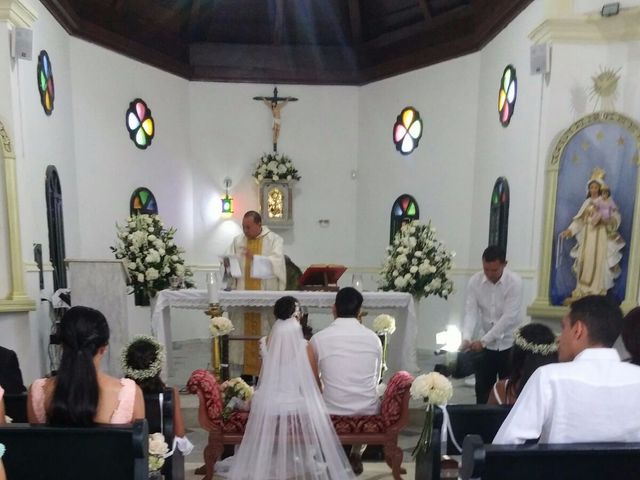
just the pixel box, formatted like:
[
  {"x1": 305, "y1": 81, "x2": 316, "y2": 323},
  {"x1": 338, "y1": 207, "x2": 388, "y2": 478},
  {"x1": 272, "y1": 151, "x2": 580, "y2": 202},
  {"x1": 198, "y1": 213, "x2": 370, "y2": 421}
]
[
  {"x1": 372, "y1": 314, "x2": 396, "y2": 378},
  {"x1": 111, "y1": 214, "x2": 194, "y2": 306},
  {"x1": 209, "y1": 317, "x2": 234, "y2": 379},
  {"x1": 252, "y1": 152, "x2": 301, "y2": 183},
  {"x1": 411, "y1": 372, "x2": 453, "y2": 459},
  {"x1": 380, "y1": 221, "x2": 455, "y2": 300},
  {"x1": 220, "y1": 377, "x2": 254, "y2": 421}
]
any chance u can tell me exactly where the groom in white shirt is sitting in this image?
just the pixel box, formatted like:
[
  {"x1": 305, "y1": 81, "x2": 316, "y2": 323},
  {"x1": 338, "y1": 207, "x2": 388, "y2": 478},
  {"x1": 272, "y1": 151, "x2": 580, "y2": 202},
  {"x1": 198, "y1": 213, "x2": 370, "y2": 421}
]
[
  {"x1": 310, "y1": 287, "x2": 382, "y2": 475},
  {"x1": 494, "y1": 295, "x2": 640, "y2": 444}
]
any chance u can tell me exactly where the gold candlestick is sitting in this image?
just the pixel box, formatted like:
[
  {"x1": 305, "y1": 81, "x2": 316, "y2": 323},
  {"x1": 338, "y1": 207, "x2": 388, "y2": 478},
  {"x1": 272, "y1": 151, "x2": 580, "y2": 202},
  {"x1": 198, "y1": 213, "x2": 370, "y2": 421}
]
[{"x1": 205, "y1": 302, "x2": 226, "y2": 381}]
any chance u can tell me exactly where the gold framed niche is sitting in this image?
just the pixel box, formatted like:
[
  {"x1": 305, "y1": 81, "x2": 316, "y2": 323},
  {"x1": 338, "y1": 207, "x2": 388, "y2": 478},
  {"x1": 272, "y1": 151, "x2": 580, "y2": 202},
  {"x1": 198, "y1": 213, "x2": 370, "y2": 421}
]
[
  {"x1": 259, "y1": 181, "x2": 293, "y2": 228},
  {"x1": 528, "y1": 111, "x2": 640, "y2": 319},
  {"x1": 0, "y1": 121, "x2": 35, "y2": 312}
]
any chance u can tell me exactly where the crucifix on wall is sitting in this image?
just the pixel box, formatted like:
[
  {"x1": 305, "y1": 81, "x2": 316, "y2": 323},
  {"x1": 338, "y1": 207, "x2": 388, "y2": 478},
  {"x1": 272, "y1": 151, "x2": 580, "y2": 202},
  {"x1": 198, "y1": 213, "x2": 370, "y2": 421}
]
[{"x1": 253, "y1": 87, "x2": 298, "y2": 152}]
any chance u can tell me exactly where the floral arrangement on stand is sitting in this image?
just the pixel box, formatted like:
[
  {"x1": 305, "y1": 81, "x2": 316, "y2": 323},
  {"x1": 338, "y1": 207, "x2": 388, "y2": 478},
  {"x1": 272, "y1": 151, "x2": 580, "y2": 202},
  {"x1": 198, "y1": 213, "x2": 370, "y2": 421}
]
[
  {"x1": 111, "y1": 214, "x2": 194, "y2": 305},
  {"x1": 380, "y1": 220, "x2": 455, "y2": 300},
  {"x1": 252, "y1": 152, "x2": 301, "y2": 183},
  {"x1": 411, "y1": 372, "x2": 453, "y2": 459},
  {"x1": 209, "y1": 317, "x2": 234, "y2": 337},
  {"x1": 372, "y1": 314, "x2": 396, "y2": 379},
  {"x1": 148, "y1": 432, "x2": 170, "y2": 476},
  {"x1": 220, "y1": 377, "x2": 254, "y2": 421}
]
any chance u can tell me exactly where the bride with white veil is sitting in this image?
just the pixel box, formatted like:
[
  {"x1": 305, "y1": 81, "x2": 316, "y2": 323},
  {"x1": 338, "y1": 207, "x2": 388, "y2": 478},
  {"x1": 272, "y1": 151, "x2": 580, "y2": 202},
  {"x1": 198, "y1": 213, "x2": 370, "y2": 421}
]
[{"x1": 226, "y1": 296, "x2": 355, "y2": 480}]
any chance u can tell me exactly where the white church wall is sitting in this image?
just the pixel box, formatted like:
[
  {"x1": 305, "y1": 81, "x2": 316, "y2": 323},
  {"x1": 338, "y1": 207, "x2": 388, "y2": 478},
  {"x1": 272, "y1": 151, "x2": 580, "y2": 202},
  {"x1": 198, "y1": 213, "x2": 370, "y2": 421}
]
[
  {"x1": 0, "y1": 1, "x2": 80, "y2": 382},
  {"x1": 356, "y1": 53, "x2": 482, "y2": 352}
]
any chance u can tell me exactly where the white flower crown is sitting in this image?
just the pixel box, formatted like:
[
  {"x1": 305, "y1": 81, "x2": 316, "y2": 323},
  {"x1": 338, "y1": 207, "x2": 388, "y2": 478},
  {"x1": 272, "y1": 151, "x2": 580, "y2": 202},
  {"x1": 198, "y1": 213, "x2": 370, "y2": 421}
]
[
  {"x1": 121, "y1": 335, "x2": 164, "y2": 381},
  {"x1": 513, "y1": 329, "x2": 558, "y2": 355}
]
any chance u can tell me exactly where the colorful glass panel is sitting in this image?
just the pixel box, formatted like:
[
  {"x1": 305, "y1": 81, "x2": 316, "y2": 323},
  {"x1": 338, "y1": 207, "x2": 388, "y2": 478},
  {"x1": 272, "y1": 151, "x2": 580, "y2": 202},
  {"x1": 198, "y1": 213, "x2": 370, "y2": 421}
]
[
  {"x1": 498, "y1": 65, "x2": 517, "y2": 127},
  {"x1": 488, "y1": 177, "x2": 510, "y2": 253},
  {"x1": 126, "y1": 98, "x2": 155, "y2": 149},
  {"x1": 130, "y1": 187, "x2": 158, "y2": 215},
  {"x1": 393, "y1": 107, "x2": 423, "y2": 155},
  {"x1": 390, "y1": 194, "x2": 420, "y2": 243},
  {"x1": 37, "y1": 51, "x2": 55, "y2": 116}
]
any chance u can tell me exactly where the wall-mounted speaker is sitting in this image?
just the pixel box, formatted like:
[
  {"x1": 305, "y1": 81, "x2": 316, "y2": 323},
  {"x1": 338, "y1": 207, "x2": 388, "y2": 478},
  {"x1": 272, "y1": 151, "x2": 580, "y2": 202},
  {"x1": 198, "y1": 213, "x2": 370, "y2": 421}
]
[
  {"x1": 530, "y1": 43, "x2": 549, "y2": 75},
  {"x1": 11, "y1": 27, "x2": 33, "y2": 61}
]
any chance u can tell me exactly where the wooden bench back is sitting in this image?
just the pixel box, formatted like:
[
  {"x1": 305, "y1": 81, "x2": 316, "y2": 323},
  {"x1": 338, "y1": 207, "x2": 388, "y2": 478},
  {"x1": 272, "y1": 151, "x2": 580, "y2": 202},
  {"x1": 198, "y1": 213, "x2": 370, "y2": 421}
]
[
  {"x1": 461, "y1": 434, "x2": 640, "y2": 480},
  {"x1": 0, "y1": 420, "x2": 148, "y2": 480}
]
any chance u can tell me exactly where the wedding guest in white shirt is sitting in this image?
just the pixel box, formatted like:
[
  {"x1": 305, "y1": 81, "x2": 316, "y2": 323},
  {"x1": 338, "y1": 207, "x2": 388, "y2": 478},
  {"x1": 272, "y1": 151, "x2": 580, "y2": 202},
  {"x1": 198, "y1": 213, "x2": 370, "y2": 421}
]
[
  {"x1": 310, "y1": 287, "x2": 382, "y2": 475},
  {"x1": 460, "y1": 246, "x2": 523, "y2": 403},
  {"x1": 494, "y1": 295, "x2": 640, "y2": 445}
]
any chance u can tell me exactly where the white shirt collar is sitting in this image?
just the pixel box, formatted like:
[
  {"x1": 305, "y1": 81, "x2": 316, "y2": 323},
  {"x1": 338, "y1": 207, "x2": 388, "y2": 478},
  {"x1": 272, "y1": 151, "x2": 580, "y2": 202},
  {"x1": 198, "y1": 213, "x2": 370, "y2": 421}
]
[
  {"x1": 333, "y1": 317, "x2": 361, "y2": 326},
  {"x1": 574, "y1": 348, "x2": 621, "y2": 362}
]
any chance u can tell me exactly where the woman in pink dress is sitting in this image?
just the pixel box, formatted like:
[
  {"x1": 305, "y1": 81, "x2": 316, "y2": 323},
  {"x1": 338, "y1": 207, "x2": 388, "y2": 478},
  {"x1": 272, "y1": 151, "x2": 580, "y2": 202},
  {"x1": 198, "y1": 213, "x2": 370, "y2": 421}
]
[{"x1": 27, "y1": 306, "x2": 145, "y2": 425}]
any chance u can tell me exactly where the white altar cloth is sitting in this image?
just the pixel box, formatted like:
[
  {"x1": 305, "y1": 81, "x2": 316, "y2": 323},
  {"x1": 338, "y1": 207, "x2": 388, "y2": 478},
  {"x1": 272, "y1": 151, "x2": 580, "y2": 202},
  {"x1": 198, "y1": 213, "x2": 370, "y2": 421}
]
[{"x1": 151, "y1": 289, "x2": 419, "y2": 376}]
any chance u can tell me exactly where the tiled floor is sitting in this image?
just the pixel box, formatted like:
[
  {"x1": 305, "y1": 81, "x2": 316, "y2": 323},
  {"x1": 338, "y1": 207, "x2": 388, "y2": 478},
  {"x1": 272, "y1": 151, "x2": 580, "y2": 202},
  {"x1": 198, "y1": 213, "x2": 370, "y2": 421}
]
[{"x1": 170, "y1": 339, "x2": 475, "y2": 479}]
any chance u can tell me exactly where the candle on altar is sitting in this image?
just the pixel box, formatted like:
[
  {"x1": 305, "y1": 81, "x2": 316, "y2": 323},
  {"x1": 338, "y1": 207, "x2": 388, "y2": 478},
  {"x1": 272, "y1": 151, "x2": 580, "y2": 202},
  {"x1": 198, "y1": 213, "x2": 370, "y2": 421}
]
[{"x1": 207, "y1": 272, "x2": 219, "y2": 304}]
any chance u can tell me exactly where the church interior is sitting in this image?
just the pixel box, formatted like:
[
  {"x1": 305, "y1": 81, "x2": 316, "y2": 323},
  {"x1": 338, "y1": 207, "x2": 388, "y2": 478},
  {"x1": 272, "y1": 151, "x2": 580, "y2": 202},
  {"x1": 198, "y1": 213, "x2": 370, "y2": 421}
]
[{"x1": 1, "y1": 0, "x2": 640, "y2": 478}]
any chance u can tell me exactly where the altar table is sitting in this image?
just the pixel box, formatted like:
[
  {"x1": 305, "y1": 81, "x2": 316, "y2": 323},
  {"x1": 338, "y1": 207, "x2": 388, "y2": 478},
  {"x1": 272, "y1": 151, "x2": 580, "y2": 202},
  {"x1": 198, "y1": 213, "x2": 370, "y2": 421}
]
[{"x1": 151, "y1": 289, "x2": 419, "y2": 377}]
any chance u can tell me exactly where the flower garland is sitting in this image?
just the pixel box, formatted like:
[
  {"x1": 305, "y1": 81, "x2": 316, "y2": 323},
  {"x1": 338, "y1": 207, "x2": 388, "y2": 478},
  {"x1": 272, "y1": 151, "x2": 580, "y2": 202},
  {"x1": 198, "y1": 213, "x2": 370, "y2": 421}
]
[
  {"x1": 252, "y1": 152, "x2": 301, "y2": 183},
  {"x1": 514, "y1": 329, "x2": 558, "y2": 355},
  {"x1": 380, "y1": 220, "x2": 455, "y2": 300},
  {"x1": 111, "y1": 214, "x2": 194, "y2": 298},
  {"x1": 121, "y1": 335, "x2": 164, "y2": 381}
]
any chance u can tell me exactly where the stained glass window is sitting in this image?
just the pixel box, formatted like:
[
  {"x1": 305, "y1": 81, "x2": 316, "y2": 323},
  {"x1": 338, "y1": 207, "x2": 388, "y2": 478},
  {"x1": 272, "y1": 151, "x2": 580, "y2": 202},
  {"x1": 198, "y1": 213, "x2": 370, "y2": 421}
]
[
  {"x1": 130, "y1": 187, "x2": 158, "y2": 215},
  {"x1": 393, "y1": 107, "x2": 423, "y2": 155},
  {"x1": 488, "y1": 177, "x2": 510, "y2": 253},
  {"x1": 126, "y1": 99, "x2": 155, "y2": 149},
  {"x1": 390, "y1": 194, "x2": 419, "y2": 242},
  {"x1": 37, "y1": 51, "x2": 55, "y2": 116},
  {"x1": 498, "y1": 65, "x2": 517, "y2": 127}
]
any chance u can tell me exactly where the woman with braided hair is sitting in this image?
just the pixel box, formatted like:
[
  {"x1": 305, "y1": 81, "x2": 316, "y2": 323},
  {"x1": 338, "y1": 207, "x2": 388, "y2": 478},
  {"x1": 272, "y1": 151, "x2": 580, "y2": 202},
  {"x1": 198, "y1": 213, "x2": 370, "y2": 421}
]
[{"x1": 27, "y1": 306, "x2": 145, "y2": 425}]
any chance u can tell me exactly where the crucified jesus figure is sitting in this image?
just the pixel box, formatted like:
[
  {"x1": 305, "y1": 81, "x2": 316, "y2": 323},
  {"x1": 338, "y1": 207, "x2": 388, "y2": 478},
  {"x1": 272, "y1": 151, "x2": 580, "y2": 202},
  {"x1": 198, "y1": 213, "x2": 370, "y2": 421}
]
[{"x1": 253, "y1": 87, "x2": 298, "y2": 152}]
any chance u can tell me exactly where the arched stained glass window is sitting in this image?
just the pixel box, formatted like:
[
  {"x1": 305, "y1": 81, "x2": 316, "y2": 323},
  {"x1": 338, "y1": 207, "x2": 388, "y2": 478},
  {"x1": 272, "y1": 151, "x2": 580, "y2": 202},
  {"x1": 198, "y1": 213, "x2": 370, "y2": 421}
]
[
  {"x1": 488, "y1": 177, "x2": 510, "y2": 253},
  {"x1": 390, "y1": 194, "x2": 419, "y2": 242},
  {"x1": 126, "y1": 98, "x2": 155, "y2": 149},
  {"x1": 498, "y1": 65, "x2": 517, "y2": 127},
  {"x1": 45, "y1": 166, "x2": 67, "y2": 290},
  {"x1": 37, "y1": 50, "x2": 55, "y2": 116},
  {"x1": 130, "y1": 187, "x2": 158, "y2": 215},
  {"x1": 393, "y1": 107, "x2": 423, "y2": 155}
]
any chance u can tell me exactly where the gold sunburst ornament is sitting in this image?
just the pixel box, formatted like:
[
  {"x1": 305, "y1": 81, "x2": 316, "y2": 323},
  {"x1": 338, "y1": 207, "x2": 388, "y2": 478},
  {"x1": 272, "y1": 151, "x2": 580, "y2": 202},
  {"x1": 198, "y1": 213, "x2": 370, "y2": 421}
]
[{"x1": 589, "y1": 66, "x2": 621, "y2": 111}]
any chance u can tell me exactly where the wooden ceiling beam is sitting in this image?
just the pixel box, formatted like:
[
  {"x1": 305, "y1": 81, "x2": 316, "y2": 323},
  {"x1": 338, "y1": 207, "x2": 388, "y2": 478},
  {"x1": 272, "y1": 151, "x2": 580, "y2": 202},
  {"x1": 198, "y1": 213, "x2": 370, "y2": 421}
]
[
  {"x1": 347, "y1": 0, "x2": 362, "y2": 45},
  {"x1": 417, "y1": 0, "x2": 432, "y2": 22},
  {"x1": 273, "y1": 0, "x2": 284, "y2": 45},
  {"x1": 184, "y1": 0, "x2": 202, "y2": 38}
]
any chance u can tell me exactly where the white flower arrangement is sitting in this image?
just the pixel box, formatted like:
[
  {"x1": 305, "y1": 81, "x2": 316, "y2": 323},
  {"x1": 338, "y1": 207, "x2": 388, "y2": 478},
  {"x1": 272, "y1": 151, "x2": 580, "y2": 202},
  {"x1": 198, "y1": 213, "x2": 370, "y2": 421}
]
[
  {"x1": 380, "y1": 220, "x2": 455, "y2": 300},
  {"x1": 372, "y1": 314, "x2": 396, "y2": 335},
  {"x1": 411, "y1": 372, "x2": 453, "y2": 459},
  {"x1": 148, "y1": 432, "x2": 170, "y2": 472},
  {"x1": 4, "y1": 415, "x2": 12, "y2": 423},
  {"x1": 220, "y1": 377, "x2": 254, "y2": 420},
  {"x1": 410, "y1": 372, "x2": 453, "y2": 406},
  {"x1": 210, "y1": 316, "x2": 234, "y2": 337},
  {"x1": 252, "y1": 152, "x2": 301, "y2": 183},
  {"x1": 111, "y1": 214, "x2": 194, "y2": 299}
]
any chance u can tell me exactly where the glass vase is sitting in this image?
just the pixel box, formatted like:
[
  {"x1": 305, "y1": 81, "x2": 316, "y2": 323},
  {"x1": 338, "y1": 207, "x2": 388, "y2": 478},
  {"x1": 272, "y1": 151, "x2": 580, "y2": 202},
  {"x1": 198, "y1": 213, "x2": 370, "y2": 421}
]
[
  {"x1": 412, "y1": 402, "x2": 434, "y2": 459},
  {"x1": 134, "y1": 289, "x2": 150, "y2": 307}
]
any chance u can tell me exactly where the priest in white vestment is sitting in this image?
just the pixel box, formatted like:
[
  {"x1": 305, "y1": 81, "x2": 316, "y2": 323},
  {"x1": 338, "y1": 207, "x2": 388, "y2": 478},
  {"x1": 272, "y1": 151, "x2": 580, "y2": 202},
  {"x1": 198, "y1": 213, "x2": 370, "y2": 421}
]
[
  {"x1": 494, "y1": 295, "x2": 640, "y2": 445},
  {"x1": 226, "y1": 211, "x2": 286, "y2": 376}
]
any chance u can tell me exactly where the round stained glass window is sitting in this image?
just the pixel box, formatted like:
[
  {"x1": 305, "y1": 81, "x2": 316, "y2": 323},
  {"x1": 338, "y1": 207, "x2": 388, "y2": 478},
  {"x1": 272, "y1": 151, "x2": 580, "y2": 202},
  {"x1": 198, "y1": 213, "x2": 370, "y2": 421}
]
[
  {"x1": 126, "y1": 98, "x2": 155, "y2": 149},
  {"x1": 37, "y1": 50, "x2": 55, "y2": 116},
  {"x1": 498, "y1": 65, "x2": 517, "y2": 127},
  {"x1": 393, "y1": 107, "x2": 423, "y2": 155}
]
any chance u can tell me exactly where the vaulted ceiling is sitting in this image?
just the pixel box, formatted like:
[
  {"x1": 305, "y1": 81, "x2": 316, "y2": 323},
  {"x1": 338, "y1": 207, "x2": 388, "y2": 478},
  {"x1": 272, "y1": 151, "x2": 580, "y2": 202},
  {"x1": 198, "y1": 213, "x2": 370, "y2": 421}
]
[{"x1": 41, "y1": 0, "x2": 534, "y2": 85}]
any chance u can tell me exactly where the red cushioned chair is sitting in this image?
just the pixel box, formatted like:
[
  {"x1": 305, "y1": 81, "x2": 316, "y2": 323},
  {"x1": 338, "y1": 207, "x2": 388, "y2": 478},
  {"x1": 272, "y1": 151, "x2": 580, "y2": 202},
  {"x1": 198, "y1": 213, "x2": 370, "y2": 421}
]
[{"x1": 187, "y1": 369, "x2": 414, "y2": 480}]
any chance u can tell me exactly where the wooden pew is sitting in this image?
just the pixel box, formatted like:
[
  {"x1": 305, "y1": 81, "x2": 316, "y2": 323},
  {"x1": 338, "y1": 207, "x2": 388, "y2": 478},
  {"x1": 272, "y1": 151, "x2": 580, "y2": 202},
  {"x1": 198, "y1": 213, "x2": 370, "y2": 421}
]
[
  {"x1": 0, "y1": 419, "x2": 148, "y2": 480},
  {"x1": 144, "y1": 388, "x2": 185, "y2": 480},
  {"x1": 420, "y1": 404, "x2": 512, "y2": 480},
  {"x1": 2, "y1": 392, "x2": 27, "y2": 423},
  {"x1": 460, "y1": 434, "x2": 640, "y2": 480}
]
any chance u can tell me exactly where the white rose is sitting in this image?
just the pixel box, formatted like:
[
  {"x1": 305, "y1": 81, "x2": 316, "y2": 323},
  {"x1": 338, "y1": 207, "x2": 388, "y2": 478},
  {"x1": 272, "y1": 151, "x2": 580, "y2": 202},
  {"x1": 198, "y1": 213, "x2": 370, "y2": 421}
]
[
  {"x1": 396, "y1": 254, "x2": 408, "y2": 266},
  {"x1": 158, "y1": 249, "x2": 165, "y2": 256},
  {"x1": 410, "y1": 372, "x2": 452, "y2": 405},
  {"x1": 429, "y1": 266, "x2": 437, "y2": 273},
  {"x1": 257, "y1": 174, "x2": 264, "y2": 181},
  {"x1": 287, "y1": 175, "x2": 292, "y2": 181},
  {"x1": 273, "y1": 175, "x2": 279, "y2": 181},
  {"x1": 137, "y1": 273, "x2": 145, "y2": 283},
  {"x1": 409, "y1": 266, "x2": 418, "y2": 274},
  {"x1": 414, "y1": 251, "x2": 423, "y2": 258},
  {"x1": 171, "y1": 255, "x2": 179, "y2": 261},
  {"x1": 278, "y1": 164, "x2": 287, "y2": 173},
  {"x1": 145, "y1": 268, "x2": 159, "y2": 281},
  {"x1": 128, "y1": 263, "x2": 136, "y2": 270},
  {"x1": 148, "y1": 235, "x2": 157, "y2": 241},
  {"x1": 148, "y1": 227, "x2": 154, "y2": 232},
  {"x1": 394, "y1": 276, "x2": 406, "y2": 288},
  {"x1": 149, "y1": 433, "x2": 169, "y2": 456},
  {"x1": 392, "y1": 270, "x2": 399, "y2": 277}
]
